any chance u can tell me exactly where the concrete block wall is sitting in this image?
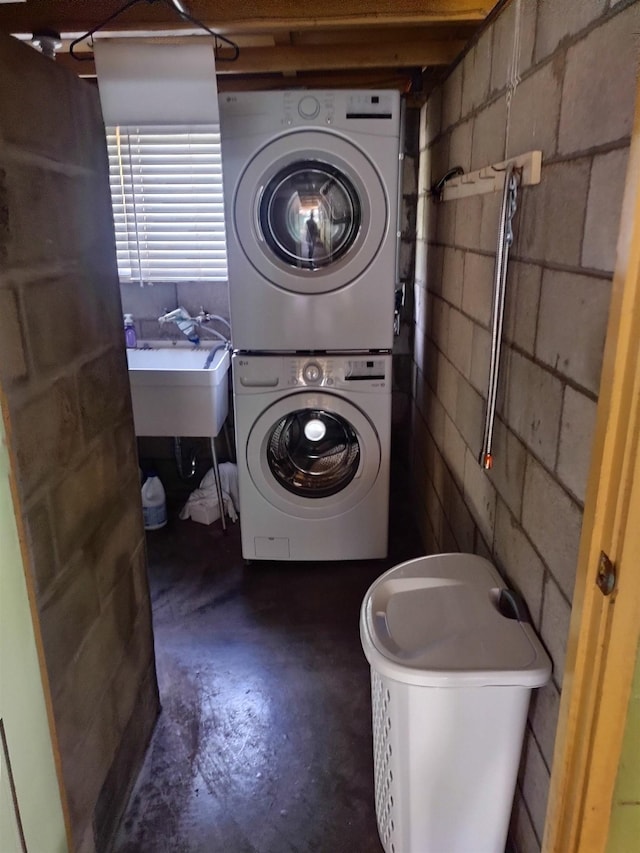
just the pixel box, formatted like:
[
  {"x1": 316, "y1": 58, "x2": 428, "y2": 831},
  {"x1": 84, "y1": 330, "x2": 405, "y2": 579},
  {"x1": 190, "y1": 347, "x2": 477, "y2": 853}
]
[
  {"x1": 411, "y1": 1, "x2": 639, "y2": 850},
  {"x1": 0, "y1": 35, "x2": 159, "y2": 852},
  {"x1": 120, "y1": 279, "x2": 229, "y2": 342}
]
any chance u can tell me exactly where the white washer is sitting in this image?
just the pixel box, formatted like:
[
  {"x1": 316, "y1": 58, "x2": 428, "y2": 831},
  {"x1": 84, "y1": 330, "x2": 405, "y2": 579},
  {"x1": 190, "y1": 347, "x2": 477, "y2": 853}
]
[
  {"x1": 233, "y1": 352, "x2": 391, "y2": 561},
  {"x1": 220, "y1": 90, "x2": 401, "y2": 352}
]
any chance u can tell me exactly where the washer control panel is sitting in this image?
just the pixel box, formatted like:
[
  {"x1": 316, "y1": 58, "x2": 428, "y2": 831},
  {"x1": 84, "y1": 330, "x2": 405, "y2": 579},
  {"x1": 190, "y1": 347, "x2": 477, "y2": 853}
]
[{"x1": 234, "y1": 354, "x2": 390, "y2": 392}]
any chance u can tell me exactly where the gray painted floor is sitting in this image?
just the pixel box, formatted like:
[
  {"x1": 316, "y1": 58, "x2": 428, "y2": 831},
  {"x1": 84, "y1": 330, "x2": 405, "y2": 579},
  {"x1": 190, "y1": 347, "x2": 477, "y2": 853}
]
[{"x1": 113, "y1": 468, "x2": 423, "y2": 853}]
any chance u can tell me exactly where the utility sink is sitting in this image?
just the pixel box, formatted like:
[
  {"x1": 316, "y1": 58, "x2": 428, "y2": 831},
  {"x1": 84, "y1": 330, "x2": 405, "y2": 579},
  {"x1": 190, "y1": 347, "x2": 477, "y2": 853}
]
[{"x1": 126, "y1": 343, "x2": 230, "y2": 437}]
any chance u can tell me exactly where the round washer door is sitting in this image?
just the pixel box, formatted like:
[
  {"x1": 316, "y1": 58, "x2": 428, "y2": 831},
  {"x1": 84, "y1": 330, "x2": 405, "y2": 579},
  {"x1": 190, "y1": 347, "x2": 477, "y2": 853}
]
[
  {"x1": 246, "y1": 392, "x2": 381, "y2": 519},
  {"x1": 233, "y1": 130, "x2": 388, "y2": 295}
]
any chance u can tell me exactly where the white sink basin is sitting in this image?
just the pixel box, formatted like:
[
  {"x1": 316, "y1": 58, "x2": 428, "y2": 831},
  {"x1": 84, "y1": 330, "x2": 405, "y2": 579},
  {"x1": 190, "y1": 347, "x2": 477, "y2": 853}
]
[{"x1": 126, "y1": 344, "x2": 230, "y2": 437}]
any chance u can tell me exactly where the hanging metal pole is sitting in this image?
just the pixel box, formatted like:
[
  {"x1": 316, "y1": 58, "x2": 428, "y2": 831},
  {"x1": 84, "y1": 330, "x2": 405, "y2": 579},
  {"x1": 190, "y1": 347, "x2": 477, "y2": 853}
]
[{"x1": 479, "y1": 163, "x2": 519, "y2": 469}]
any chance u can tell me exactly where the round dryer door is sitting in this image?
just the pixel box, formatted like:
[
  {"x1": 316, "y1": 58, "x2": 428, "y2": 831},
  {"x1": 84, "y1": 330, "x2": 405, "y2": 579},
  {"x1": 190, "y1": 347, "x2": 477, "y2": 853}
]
[
  {"x1": 233, "y1": 130, "x2": 388, "y2": 295},
  {"x1": 246, "y1": 392, "x2": 381, "y2": 519}
]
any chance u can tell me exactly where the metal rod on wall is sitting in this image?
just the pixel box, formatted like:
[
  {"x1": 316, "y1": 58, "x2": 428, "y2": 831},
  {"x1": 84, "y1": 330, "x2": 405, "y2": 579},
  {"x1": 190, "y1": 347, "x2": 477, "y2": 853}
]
[{"x1": 479, "y1": 161, "x2": 519, "y2": 470}]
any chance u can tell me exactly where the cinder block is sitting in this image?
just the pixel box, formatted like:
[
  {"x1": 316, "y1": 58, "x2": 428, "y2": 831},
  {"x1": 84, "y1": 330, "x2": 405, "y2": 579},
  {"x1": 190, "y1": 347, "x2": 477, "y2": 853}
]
[
  {"x1": 461, "y1": 30, "x2": 492, "y2": 117},
  {"x1": 506, "y1": 59, "x2": 562, "y2": 160},
  {"x1": 85, "y1": 485, "x2": 144, "y2": 603},
  {"x1": 454, "y1": 195, "x2": 483, "y2": 251},
  {"x1": 50, "y1": 438, "x2": 121, "y2": 562},
  {"x1": 447, "y1": 308, "x2": 473, "y2": 377},
  {"x1": 426, "y1": 390, "x2": 446, "y2": 450},
  {"x1": 528, "y1": 679, "x2": 561, "y2": 769},
  {"x1": 559, "y1": 4, "x2": 639, "y2": 155},
  {"x1": 479, "y1": 190, "x2": 501, "y2": 254},
  {"x1": 491, "y1": 419, "x2": 528, "y2": 521},
  {"x1": 470, "y1": 97, "x2": 507, "y2": 171},
  {"x1": 490, "y1": 1, "x2": 515, "y2": 93},
  {"x1": 63, "y1": 682, "x2": 121, "y2": 843},
  {"x1": 463, "y1": 446, "x2": 497, "y2": 545},
  {"x1": 425, "y1": 87, "x2": 442, "y2": 147},
  {"x1": 11, "y1": 377, "x2": 80, "y2": 499},
  {"x1": 449, "y1": 119, "x2": 473, "y2": 173},
  {"x1": 493, "y1": 498, "x2": 545, "y2": 626},
  {"x1": 441, "y1": 247, "x2": 464, "y2": 308},
  {"x1": 23, "y1": 275, "x2": 86, "y2": 373},
  {"x1": 535, "y1": 0, "x2": 608, "y2": 64},
  {"x1": 557, "y1": 386, "x2": 598, "y2": 504},
  {"x1": 517, "y1": 159, "x2": 591, "y2": 267},
  {"x1": 462, "y1": 251, "x2": 494, "y2": 327},
  {"x1": 518, "y1": 732, "x2": 551, "y2": 841},
  {"x1": 522, "y1": 456, "x2": 583, "y2": 600},
  {"x1": 443, "y1": 412, "x2": 466, "y2": 486},
  {"x1": 0, "y1": 34, "x2": 79, "y2": 164},
  {"x1": 422, "y1": 340, "x2": 444, "y2": 394},
  {"x1": 540, "y1": 573, "x2": 571, "y2": 686},
  {"x1": 430, "y1": 295, "x2": 449, "y2": 353},
  {"x1": 39, "y1": 559, "x2": 102, "y2": 690},
  {"x1": 23, "y1": 498, "x2": 58, "y2": 598},
  {"x1": 536, "y1": 269, "x2": 612, "y2": 394},
  {"x1": 53, "y1": 600, "x2": 126, "y2": 761},
  {"x1": 503, "y1": 260, "x2": 542, "y2": 356},
  {"x1": 3, "y1": 161, "x2": 70, "y2": 269},
  {"x1": 436, "y1": 352, "x2": 458, "y2": 417},
  {"x1": 442, "y1": 474, "x2": 476, "y2": 553},
  {"x1": 503, "y1": 350, "x2": 563, "y2": 469},
  {"x1": 120, "y1": 282, "x2": 178, "y2": 324},
  {"x1": 582, "y1": 146, "x2": 630, "y2": 273},
  {"x1": 0, "y1": 287, "x2": 27, "y2": 384},
  {"x1": 470, "y1": 323, "x2": 490, "y2": 395},
  {"x1": 441, "y1": 63, "x2": 463, "y2": 132},
  {"x1": 78, "y1": 347, "x2": 131, "y2": 444},
  {"x1": 436, "y1": 198, "x2": 457, "y2": 246},
  {"x1": 456, "y1": 376, "x2": 485, "y2": 456},
  {"x1": 510, "y1": 790, "x2": 542, "y2": 853},
  {"x1": 426, "y1": 244, "x2": 444, "y2": 295},
  {"x1": 430, "y1": 135, "x2": 450, "y2": 189}
]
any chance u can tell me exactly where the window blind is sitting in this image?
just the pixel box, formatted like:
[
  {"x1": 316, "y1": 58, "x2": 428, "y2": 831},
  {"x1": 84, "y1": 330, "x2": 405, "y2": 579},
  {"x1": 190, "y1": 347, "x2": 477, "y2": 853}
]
[{"x1": 106, "y1": 125, "x2": 228, "y2": 283}]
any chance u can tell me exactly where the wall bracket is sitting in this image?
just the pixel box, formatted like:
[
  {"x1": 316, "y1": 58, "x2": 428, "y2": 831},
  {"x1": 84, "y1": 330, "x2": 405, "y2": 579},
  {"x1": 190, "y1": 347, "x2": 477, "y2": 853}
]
[{"x1": 439, "y1": 150, "x2": 542, "y2": 202}]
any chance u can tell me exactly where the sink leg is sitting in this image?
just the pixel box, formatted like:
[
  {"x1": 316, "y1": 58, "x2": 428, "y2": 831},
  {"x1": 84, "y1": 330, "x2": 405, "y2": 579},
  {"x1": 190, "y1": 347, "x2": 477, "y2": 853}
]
[{"x1": 209, "y1": 437, "x2": 227, "y2": 533}]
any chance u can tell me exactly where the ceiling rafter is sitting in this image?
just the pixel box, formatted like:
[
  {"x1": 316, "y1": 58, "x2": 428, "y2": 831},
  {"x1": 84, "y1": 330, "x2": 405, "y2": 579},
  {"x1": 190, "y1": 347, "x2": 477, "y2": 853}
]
[{"x1": 0, "y1": 0, "x2": 496, "y2": 92}]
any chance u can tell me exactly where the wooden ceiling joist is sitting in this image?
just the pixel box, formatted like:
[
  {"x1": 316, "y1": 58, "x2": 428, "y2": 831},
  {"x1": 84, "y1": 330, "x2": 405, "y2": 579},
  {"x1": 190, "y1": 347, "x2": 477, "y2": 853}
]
[{"x1": 0, "y1": 1, "x2": 493, "y2": 37}]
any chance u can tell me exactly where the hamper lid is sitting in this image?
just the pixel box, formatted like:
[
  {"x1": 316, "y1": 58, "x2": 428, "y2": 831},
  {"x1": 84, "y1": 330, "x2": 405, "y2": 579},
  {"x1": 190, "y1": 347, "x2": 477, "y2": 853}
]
[{"x1": 360, "y1": 553, "x2": 552, "y2": 688}]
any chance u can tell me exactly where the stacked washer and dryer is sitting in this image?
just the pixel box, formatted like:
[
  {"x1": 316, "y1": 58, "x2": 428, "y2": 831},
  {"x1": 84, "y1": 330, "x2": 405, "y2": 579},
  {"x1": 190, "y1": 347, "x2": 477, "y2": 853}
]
[{"x1": 219, "y1": 90, "x2": 401, "y2": 561}]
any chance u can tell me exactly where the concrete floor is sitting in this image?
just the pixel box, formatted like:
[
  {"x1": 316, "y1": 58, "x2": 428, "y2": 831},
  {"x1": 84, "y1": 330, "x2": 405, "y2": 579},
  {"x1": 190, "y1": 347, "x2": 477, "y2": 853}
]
[{"x1": 113, "y1": 467, "x2": 423, "y2": 853}]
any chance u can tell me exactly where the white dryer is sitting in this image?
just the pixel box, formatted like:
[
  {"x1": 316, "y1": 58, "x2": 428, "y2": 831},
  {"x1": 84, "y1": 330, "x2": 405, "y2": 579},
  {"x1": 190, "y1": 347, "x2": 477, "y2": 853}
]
[
  {"x1": 233, "y1": 352, "x2": 391, "y2": 561},
  {"x1": 220, "y1": 90, "x2": 401, "y2": 352}
]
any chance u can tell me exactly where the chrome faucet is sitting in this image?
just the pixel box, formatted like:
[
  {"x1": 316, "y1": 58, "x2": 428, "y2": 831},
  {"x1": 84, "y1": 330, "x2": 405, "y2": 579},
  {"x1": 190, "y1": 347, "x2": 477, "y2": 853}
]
[
  {"x1": 158, "y1": 306, "x2": 200, "y2": 342},
  {"x1": 158, "y1": 306, "x2": 231, "y2": 345}
]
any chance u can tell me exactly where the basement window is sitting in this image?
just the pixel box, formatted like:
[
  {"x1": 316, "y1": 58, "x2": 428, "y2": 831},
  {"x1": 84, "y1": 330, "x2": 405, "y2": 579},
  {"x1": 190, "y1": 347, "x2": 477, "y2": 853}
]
[{"x1": 105, "y1": 125, "x2": 228, "y2": 283}]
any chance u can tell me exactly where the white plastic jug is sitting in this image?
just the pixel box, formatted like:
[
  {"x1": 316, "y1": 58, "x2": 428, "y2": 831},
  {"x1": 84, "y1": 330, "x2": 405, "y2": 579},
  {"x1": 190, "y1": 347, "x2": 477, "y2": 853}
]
[{"x1": 141, "y1": 475, "x2": 167, "y2": 530}]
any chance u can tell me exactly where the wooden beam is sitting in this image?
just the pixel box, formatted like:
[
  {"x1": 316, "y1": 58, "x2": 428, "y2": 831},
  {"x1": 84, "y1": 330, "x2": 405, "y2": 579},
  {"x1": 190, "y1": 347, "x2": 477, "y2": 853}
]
[
  {"x1": 0, "y1": 0, "x2": 492, "y2": 36},
  {"x1": 54, "y1": 36, "x2": 462, "y2": 76},
  {"x1": 214, "y1": 39, "x2": 464, "y2": 72}
]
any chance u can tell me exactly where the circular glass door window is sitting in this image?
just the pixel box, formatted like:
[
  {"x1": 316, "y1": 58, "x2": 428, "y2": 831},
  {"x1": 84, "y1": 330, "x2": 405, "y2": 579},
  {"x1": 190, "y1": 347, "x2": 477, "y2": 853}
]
[
  {"x1": 267, "y1": 409, "x2": 360, "y2": 497},
  {"x1": 259, "y1": 160, "x2": 361, "y2": 270}
]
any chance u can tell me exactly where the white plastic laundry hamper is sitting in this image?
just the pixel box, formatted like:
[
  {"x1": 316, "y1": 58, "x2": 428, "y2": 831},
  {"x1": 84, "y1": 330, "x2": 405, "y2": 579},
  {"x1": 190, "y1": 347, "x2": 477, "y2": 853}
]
[{"x1": 360, "y1": 553, "x2": 552, "y2": 853}]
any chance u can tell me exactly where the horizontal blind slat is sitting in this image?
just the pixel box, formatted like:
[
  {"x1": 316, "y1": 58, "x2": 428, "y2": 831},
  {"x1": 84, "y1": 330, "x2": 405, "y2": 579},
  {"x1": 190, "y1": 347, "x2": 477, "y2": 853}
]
[{"x1": 107, "y1": 124, "x2": 228, "y2": 283}]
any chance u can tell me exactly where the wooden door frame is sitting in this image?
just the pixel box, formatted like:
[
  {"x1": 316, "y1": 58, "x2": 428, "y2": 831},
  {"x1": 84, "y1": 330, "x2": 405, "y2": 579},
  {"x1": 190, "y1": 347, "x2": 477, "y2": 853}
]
[{"x1": 543, "y1": 80, "x2": 640, "y2": 852}]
